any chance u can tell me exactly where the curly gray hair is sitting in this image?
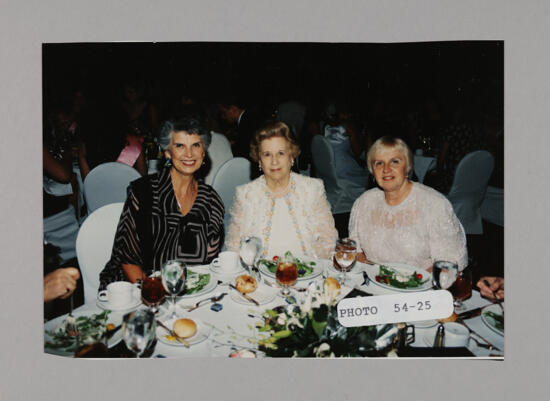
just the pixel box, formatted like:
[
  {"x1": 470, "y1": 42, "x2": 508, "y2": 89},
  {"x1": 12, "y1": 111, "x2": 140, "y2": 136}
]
[{"x1": 158, "y1": 117, "x2": 212, "y2": 152}]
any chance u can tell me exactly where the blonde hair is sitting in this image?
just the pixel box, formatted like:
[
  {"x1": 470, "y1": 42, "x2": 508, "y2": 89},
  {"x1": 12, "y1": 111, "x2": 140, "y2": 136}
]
[
  {"x1": 249, "y1": 121, "x2": 301, "y2": 162},
  {"x1": 366, "y1": 136, "x2": 413, "y2": 174}
]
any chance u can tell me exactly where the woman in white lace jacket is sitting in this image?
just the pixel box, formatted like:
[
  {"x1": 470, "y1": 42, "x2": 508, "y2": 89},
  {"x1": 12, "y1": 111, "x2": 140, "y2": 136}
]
[
  {"x1": 226, "y1": 122, "x2": 338, "y2": 259},
  {"x1": 349, "y1": 136, "x2": 468, "y2": 271}
]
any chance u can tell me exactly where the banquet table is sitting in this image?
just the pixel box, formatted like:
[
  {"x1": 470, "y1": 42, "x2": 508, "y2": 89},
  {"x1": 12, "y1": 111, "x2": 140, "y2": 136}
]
[{"x1": 44, "y1": 262, "x2": 504, "y2": 359}]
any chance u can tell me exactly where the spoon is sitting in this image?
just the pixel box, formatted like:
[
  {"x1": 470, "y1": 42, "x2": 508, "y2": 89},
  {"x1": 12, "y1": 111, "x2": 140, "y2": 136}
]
[{"x1": 185, "y1": 293, "x2": 227, "y2": 312}]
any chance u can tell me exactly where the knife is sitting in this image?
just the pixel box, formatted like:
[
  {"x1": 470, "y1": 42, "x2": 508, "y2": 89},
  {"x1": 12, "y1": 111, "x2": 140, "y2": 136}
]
[
  {"x1": 228, "y1": 283, "x2": 260, "y2": 306},
  {"x1": 156, "y1": 320, "x2": 190, "y2": 347},
  {"x1": 457, "y1": 307, "x2": 483, "y2": 320}
]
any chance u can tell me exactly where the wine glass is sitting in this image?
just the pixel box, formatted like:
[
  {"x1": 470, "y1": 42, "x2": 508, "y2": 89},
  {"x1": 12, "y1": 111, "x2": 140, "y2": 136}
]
[
  {"x1": 449, "y1": 267, "x2": 472, "y2": 310},
  {"x1": 332, "y1": 238, "x2": 357, "y2": 285},
  {"x1": 432, "y1": 261, "x2": 459, "y2": 290},
  {"x1": 161, "y1": 259, "x2": 187, "y2": 319},
  {"x1": 239, "y1": 236, "x2": 262, "y2": 279},
  {"x1": 275, "y1": 258, "x2": 298, "y2": 297},
  {"x1": 141, "y1": 271, "x2": 165, "y2": 314},
  {"x1": 122, "y1": 309, "x2": 156, "y2": 358}
]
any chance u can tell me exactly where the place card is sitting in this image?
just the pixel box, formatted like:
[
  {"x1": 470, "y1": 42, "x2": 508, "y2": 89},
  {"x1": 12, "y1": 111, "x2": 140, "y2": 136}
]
[{"x1": 337, "y1": 290, "x2": 454, "y2": 327}]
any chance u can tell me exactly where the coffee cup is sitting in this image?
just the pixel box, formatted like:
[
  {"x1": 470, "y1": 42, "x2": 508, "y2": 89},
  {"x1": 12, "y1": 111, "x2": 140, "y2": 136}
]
[
  {"x1": 97, "y1": 281, "x2": 140, "y2": 308},
  {"x1": 443, "y1": 322, "x2": 470, "y2": 347},
  {"x1": 211, "y1": 251, "x2": 240, "y2": 273}
]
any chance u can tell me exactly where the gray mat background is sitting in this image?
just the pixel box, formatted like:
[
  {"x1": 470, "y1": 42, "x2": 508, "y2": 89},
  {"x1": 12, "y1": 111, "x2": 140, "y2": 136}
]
[{"x1": 1, "y1": 0, "x2": 547, "y2": 400}]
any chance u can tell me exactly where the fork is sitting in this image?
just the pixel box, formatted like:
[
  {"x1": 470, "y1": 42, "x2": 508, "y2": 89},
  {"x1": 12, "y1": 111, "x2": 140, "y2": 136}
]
[{"x1": 184, "y1": 293, "x2": 227, "y2": 312}]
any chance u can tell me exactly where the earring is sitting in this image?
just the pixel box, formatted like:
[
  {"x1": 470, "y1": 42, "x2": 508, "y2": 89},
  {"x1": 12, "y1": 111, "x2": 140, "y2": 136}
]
[
  {"x1": 259, "y1": 163, "x2": 262, "y2": 172},
  {"x1": 291, "y1": 159, "x2": 295, "y2": 167},
  {"x1": 165, "y1": 158, "x2": 172, "y2": 167},
  {"x1": 202, "y1": 161, "x2": 206, "y2": 166}
]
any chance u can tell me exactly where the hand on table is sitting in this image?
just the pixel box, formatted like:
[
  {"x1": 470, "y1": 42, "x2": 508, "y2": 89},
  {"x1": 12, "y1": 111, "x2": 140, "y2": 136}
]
[
  {"x1": 44, "y1": 267, "x2": 80, "y2": 302},
  {"x1": 476, "y1": 276, "x2": 504, "y2": 301}
]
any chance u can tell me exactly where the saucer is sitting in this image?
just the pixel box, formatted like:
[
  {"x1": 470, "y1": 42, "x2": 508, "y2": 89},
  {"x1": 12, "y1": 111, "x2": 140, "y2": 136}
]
[
  {"x1": 209, "y1": 263, "x2": 243, "y2": 276},
  {"x1": 96, "y1": 295, "x2": 141, "y2": 312}
]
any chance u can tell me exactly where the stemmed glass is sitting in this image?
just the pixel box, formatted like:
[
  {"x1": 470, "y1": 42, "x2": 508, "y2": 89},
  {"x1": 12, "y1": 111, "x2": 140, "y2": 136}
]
[
  {"x1": 122, "y1": 309, "x2": 156, "y2": 358},
  {"x1": 332, "y1": 238, "x2": 357, "y2": 285},
  {"x1": 161, "y1": 259, "x2": 187, "y2": 319},
  {"x1": 141, "y1": 270, "x2": 165, "y2": 314},
  {"x1": 239, "y1": 236, "x2": 262, "y2": 280},
  {"x1": 275, "y1": 257, "x2": 298, "y2": 297},
  {"x1": 432, "y1": 261, "x2": 459, "y2": 290},
  {"x1": 449, "y1": 267, "x2": 472, "y2": 310}
]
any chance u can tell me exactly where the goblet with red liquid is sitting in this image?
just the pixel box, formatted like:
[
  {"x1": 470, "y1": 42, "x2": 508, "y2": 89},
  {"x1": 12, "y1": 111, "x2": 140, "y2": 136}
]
[{"x1": 141, "y1": 271, "x2": 165, "y2": 314}]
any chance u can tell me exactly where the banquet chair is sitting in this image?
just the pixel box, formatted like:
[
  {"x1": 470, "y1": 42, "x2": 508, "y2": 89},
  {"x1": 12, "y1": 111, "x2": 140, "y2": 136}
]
[
  {"x1": 413, "y1": 155, "x2": 436, "y2": 183},
  {"x1": 446, "y1": 150, "x2": 494, "y2": 234},
  {"x1": 76, "y1": 202, "x2": 124, "y2": 305},
  {"x1": 83, "y1": 162, "x2": 141, "y2": 214},
  {"x1": 311, "y1": 135, "x2": 364, "y2": 214},
  {"x1": 211, "y1": 157, "x2": 252, "y2": 242}
]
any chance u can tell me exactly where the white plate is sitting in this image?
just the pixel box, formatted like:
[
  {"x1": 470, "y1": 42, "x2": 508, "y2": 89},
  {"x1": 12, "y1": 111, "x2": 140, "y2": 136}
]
[
  {"x1": 480, "y1": 304, "x2": 504, "y2": 336},
  {"x1": 156, "y1": 318, "x2": 211, "y2": 347},
  {"x1": 366, "y1": 263, "x2": 432, "y2": 292},
  {"x1": 409, "y1": 319, "x2": 438, "y2": 328},
  {"x1": 258, "y1": 258, "x2": 323, "y2": 281},
  {"x1": 229, "y1": 284, "x2": 277, "y2": 306},
  {"x1": 44, "y1": 311, "x2": 122, "y2": 356},
  {"x1": 179, "y1": 270, "x2": 217, "y2": 299},
  {"x1": 96, "y1": 295, "x2": 141, "y2": 312},
  {"x1": 423, "y1": 335, "x2": 476, "y2": 351}
]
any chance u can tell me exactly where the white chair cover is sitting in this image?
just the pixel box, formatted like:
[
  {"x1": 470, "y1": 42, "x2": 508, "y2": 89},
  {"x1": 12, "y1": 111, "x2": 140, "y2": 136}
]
[
  {"x1": 447, "y1": 150, "x2": 494, "y2": 234},
  {"x1": 211, "y1": 157, "x2": 252, "y2": 242},
  {"x1": 481, "y1": 186, "x2": 504, "y2": 227},
  {"x1": 76, "y1": 202, "x2": 124, "y2": 305},
  {"x1": 311, "y1": 135, "x2": 364, "y2": 214},
  {"x1": 83, "y1": 162, "x2": 141, "y2": 214},
  {"x1": 413, "y1": 155, "x2": 436, "y2": 183}
]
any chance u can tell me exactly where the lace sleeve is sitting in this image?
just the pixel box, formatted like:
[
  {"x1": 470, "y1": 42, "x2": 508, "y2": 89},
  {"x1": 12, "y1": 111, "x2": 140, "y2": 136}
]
[
  {"x1": 348, "y1": 195, "x2": 365, "y2": 254},
  {"x1": 428, "y1": 197, "x2": 468, "y2": 270},
  {"x1": 99, "y1": 188, "x2": 143, "y2": 290},
  {"x1": 225, "y1": 186, "x2": 245, "y2": 252},
  {"x1": 311, "y1": 180, "x2": 338, "y2": 259}
]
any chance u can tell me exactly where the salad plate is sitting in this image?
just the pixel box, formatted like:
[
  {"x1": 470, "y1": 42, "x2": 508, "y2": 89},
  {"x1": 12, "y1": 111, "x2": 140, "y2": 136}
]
[
  {"x1": 481, "y1": 304, "x2": 504, "y2": 336},
  {"x1": 258, "y1": 252, "x2": 322, "y2": 281},
  {"x1": 156, "y1": 318, "x2": 211, "y2": 347},
  {"x1": 178, "y1": 269, "x2": 216, "y2": 299},
  {"x1": 229, "y1": 282, "x2": 277, "y2": 306},
  {"x1": 44, "y1": 310, "x2": 122, "y2": 356},
  {"x1": 366, "y1": 263, "x2": 432, "y2": 292}
]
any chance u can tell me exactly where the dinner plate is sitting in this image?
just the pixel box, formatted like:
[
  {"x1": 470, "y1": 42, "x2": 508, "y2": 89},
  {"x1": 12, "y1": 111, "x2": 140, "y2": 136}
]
[
  {"x1": 366, "y1": 263, "x2": 432, "y2": 292},
  {"x1": 44, "y1": 310, "x2": 122, "y2": 356},
  {"x1": 179, "y1": 270, "x2": 217, "y2": 299},
  {"x1": 229, "y1": 284, "x2": 277, "y2": 306},
  {"x1": 258, "y1": 258, "x2": 323, "y2": 281},
  {"x1": 480, "y1": 304, "x2": 504, "y2": 336},
  {"x1": 423, "y1": 335, "x2": 476, "y2": 351},
  {"x1": 156, "y1": 318, "x2": 211, "y2": 347},
  {"x1": 96, "y1": 295, "x2": 142, "y2": 312}
]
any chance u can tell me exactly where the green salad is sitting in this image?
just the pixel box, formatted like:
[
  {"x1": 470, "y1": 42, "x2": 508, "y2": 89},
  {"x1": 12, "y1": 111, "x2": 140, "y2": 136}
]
[
  {"x1": 184, "y1": 269, "x2": 211, "y2": 295},
  {"x1": 259, "y1": 251, "x2": 316, "y2": 278},
  {"x1": 45, "y1": 310, "x2": 111, "y2": 351},
  {"x1": 484, "y1": 311, "x2": 504, "y2": 330},
  {"x1": 375, "y1": 265, "x2": 429, "y2": 289}
]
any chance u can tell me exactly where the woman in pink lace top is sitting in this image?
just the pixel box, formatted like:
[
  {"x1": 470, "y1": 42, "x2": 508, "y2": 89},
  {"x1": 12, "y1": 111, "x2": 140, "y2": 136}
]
[{"x1": 349, "y1": 136, "x2": 467, "y2": 271}]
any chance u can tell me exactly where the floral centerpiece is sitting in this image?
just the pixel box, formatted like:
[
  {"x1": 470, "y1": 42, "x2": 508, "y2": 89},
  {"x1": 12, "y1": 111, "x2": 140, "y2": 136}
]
[{"x1": 255, "y1": 282, "x2": 402, "y2": 357}]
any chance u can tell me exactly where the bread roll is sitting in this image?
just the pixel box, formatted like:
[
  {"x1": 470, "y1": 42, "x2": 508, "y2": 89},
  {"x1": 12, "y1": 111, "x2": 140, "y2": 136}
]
[
  {"x1": 324, "y1": 277, "x2": 341, "y2": 296},
  {"x1": 173, "y1": 318, "x2": 197, "y2": 338},
  {"x1": 235, "y1": 274, "x2": 257, "y2": 294}
]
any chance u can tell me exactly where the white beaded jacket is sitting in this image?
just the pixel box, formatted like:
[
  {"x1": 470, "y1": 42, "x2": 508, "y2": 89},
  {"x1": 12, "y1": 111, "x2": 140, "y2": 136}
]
[
  {"x1": 226, "y1": 172, "x2": 338, "y2": 259},
  {"x1": 349, "y1": 182, "x2": 468, "y2": 270}
]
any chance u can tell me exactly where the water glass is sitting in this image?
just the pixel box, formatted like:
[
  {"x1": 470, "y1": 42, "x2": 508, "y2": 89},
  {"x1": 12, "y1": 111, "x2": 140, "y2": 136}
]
[
  {"x1": 161, "y1": 259, "x2": 187, "y2": 319},
  {"x1": 122, "y1": 309, "x2": 156, "y2": 358}
]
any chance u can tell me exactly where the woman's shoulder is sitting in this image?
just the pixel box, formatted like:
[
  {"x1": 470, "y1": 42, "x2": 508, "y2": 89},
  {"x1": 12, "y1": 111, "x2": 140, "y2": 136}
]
[
  {"x1": 412, "y1": 183, "x2": 453, "y2": 209},
  {"x1": 292, "y1": 172, "x2": 324, "y2": 190},
  {"x1": 353, "y1": 187, "x2": 383, "y2": 205}
]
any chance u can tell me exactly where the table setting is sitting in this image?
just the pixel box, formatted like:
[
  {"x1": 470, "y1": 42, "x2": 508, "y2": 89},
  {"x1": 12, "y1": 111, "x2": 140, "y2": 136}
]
[{"x1": 44, "y1": 236, "x2": 504, "y2": 359}]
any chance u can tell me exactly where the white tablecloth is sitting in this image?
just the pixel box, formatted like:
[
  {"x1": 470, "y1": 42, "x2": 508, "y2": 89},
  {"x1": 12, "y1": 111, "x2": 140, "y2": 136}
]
[{"x1": 45, "y1": 262, "x2": 503, "y2": 358}]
